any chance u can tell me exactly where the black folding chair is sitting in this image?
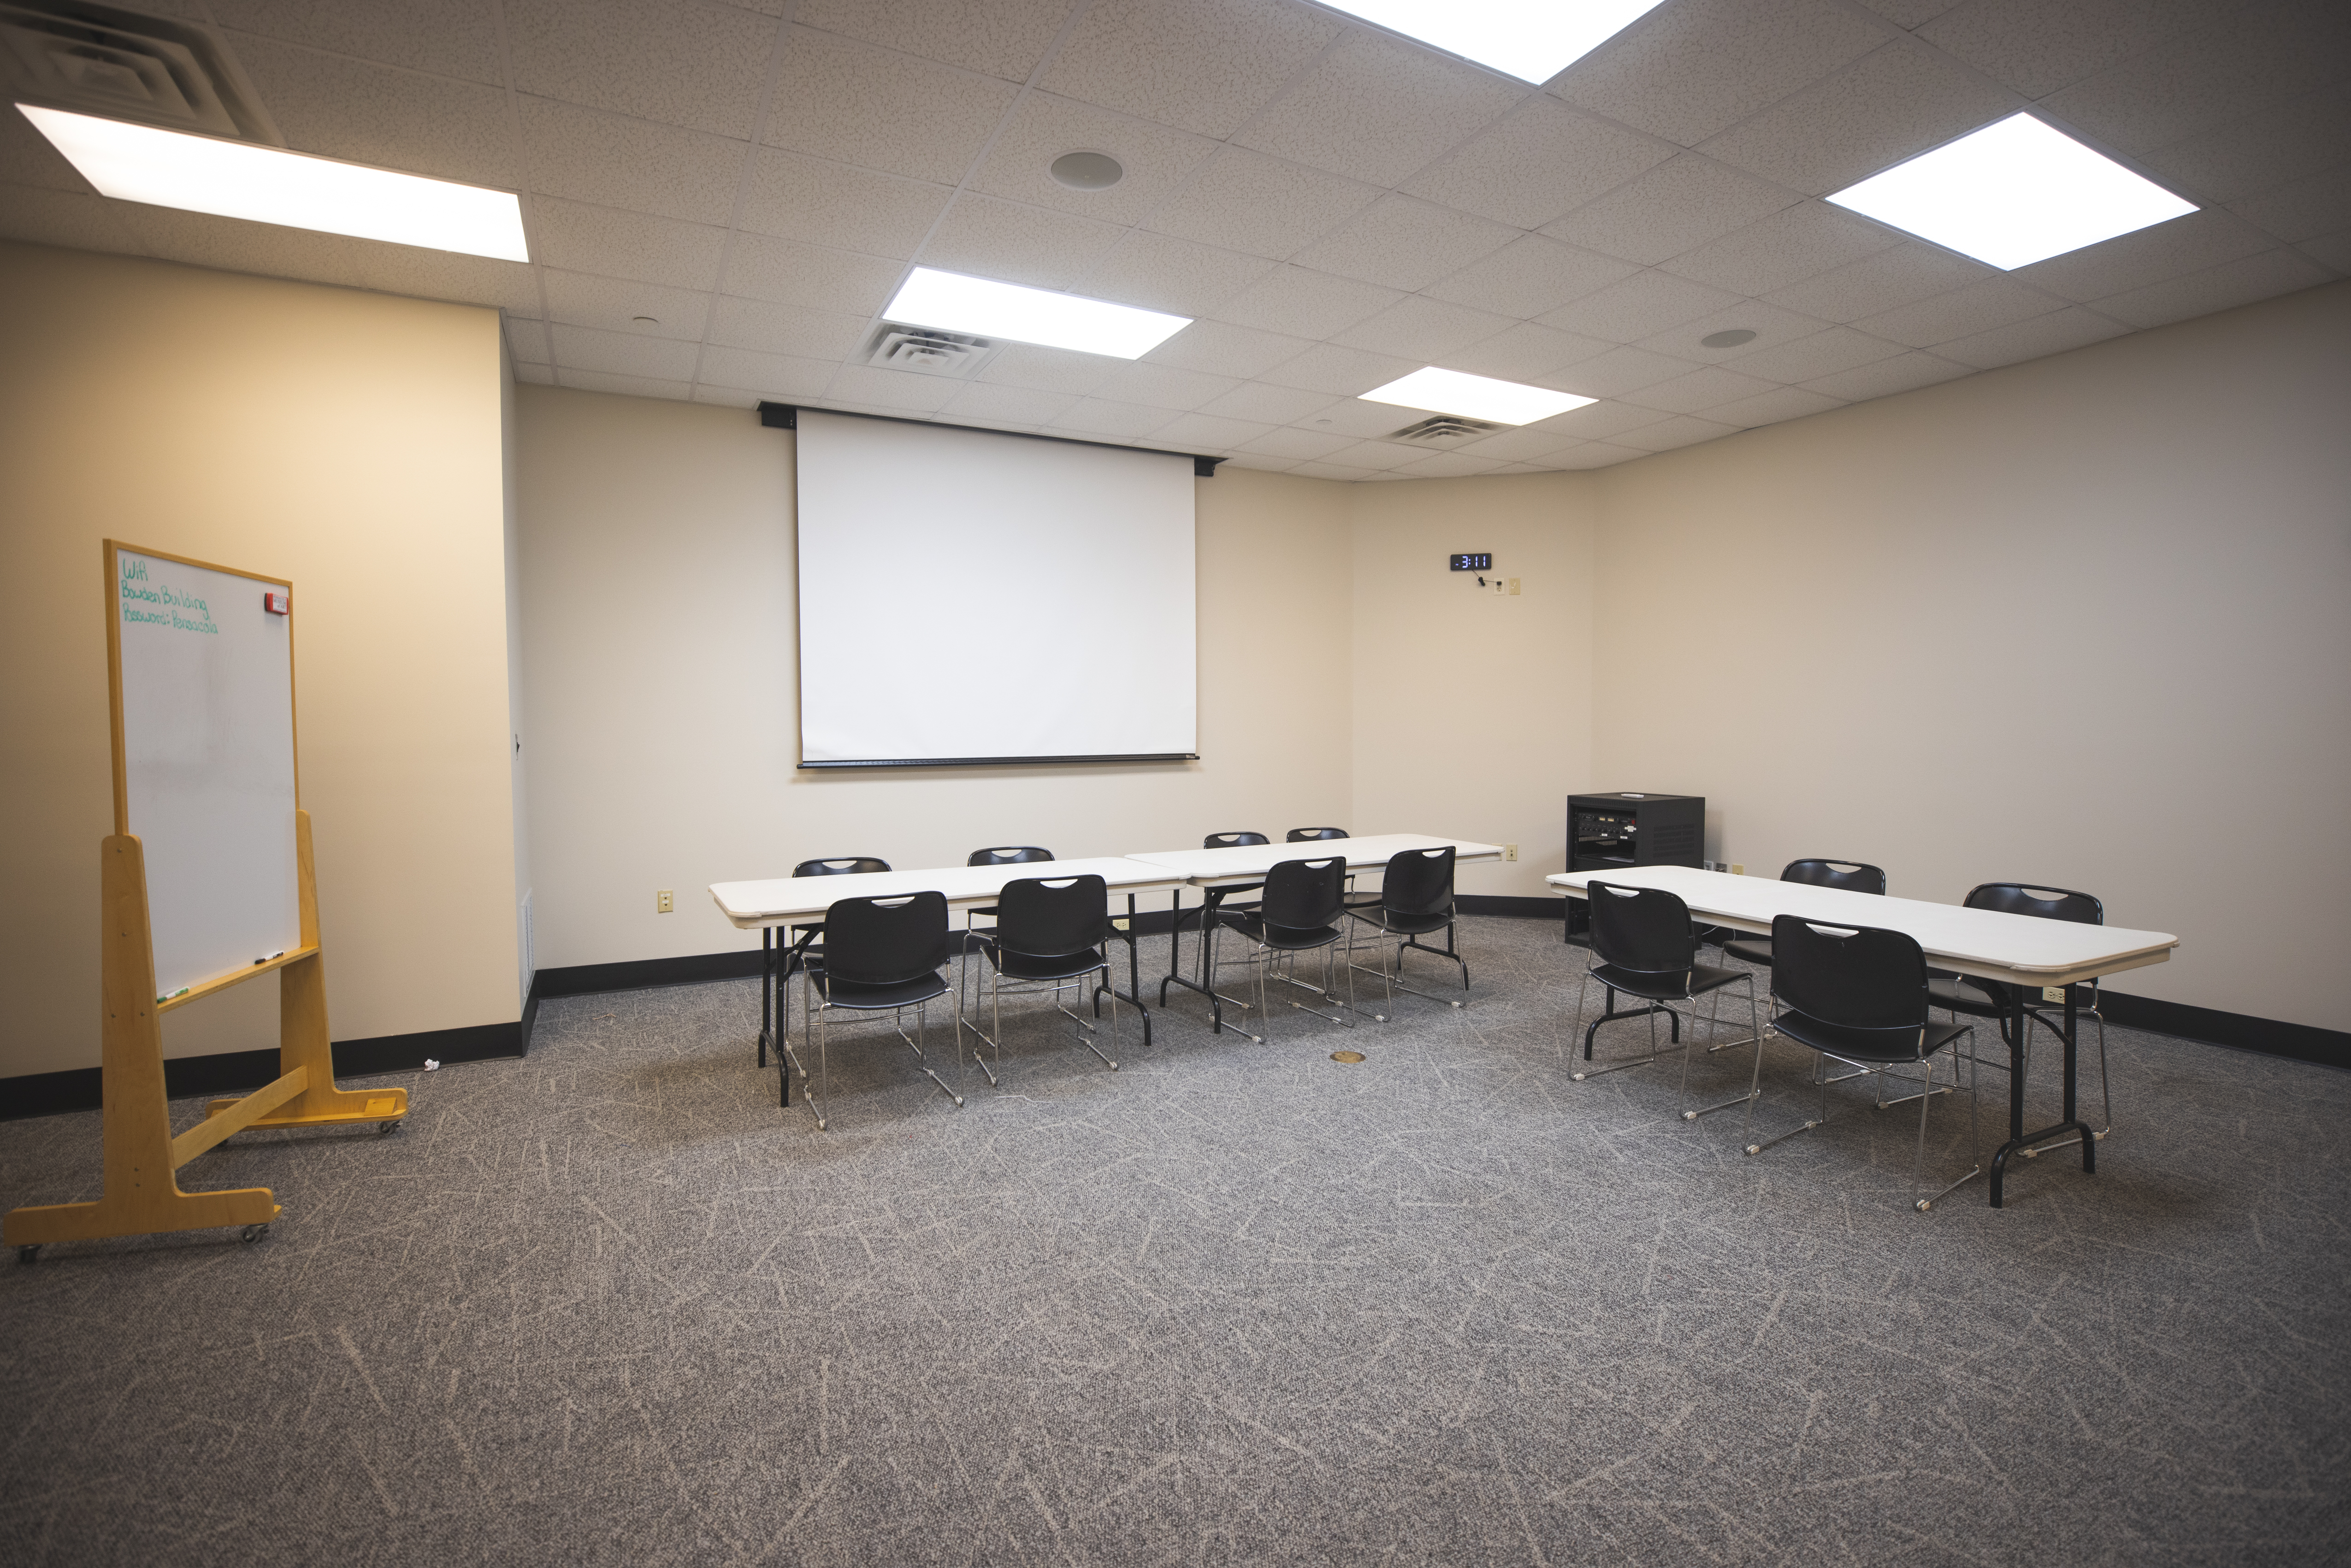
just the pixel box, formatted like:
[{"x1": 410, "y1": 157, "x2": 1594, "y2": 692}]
[
  {"x1": 1927, "y1": 883, "x2": 2112, "y2": 1150},
  {"x1": 1570, "y1": 881, "x2": 1762, "y2": 1124},
  {"x1": 966, "y1": 874, "x2": 1121, "y2": 1085},
  {"x1": 766, "y1": 856, "x2": 890, "y2": 1084},
  {"x1": 1211, "y1": 855, "x2": 1353, "y2": 1042},
  {"x1": 1345, "y1": 845, "x2": 1467, "y2": 1018},
  {"x1": 800, "y1": 890, "x2": 963, "y2": 1130}
]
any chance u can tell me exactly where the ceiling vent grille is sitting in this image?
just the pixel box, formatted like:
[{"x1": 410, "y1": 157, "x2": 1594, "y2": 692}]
[
  {"x1": 1391, "y1": 414, "x2": 1503, "y2": 444},
  {"x1": 0, "y1": 0, "x2": 280, "y2": 142},
  {"x1": 864, "y1": 323, "x2": 1001, "y2": 378}
]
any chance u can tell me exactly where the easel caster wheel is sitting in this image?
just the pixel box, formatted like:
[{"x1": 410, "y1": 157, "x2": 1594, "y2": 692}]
[
  {"x1": 15, "y1": 1244, "x2": 39, "y2": 1264},
  {"x1": 241, "y1": 1224, "x2": 270, "y2": 1244},
  {"x1": 378, "y1": 1119, "x2": 402, "y2": 1135}
]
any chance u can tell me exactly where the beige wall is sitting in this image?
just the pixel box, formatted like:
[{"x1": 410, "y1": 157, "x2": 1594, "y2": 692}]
[
  {"x1": 0, "y1": 242, "x2": 521, "y2": 1078},
  {"x1": 1592, "y1": 280, "x2": 2351, "y2": 1031},
  {"x1": 513, "y1": 386, "x2": 1356, "y2": 969}
]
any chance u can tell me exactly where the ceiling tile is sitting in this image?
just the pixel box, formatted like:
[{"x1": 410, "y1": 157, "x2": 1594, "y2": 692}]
[
  {"x1": 1289, "y1": 459, "x2": 1380, "y2": 480},
  {"x1": 0, "y1": 104, "x2": 86, "y2": 192},
  {"x1": 1197, "y1": 380, "x2": 1340, "y2": 424},
  {"x1": 1219, "y1": 452, "x2": 1301, "y2": 472},
  {"x1": 209, "y1": 0, "x2": 503, "y2": 81},
  {"x1": 1545, "y1": 344, "x2": 1699, "y2": 397},
  {"x1": 1298, "y1": 398, "x2": 1420, "y2": 438},
  {"x1": 1144, "y1": 147, "x2": 1382, "y2": 262},
  {"x1": 1799, "y1": 349, "x2": 1972, "y2": 400},
  {"x1": 1612, "y1": 413, "x2": 1741, "y2": 452},
  {"x1": 695, "y1": 345, "x2": 839, "y2": 398},
  {"x1": 823, "y1": 363, "x2": 963, "y2": 412},
  {"x1": 1930, "y1": 304, "x2": 2133, "y2": 368},
  {"x1": 1542, "y1": 154, "x2": 1799, "y2": 266},
  {"x1": 1077, "y1": 232, "x2": 1276, "y2": 317},
  {"x1": 2088, "y1": 246, "x2": 2333, "y2": 328},
  {"x1": 1721, "y1": 324, "x2": 1907, "y2": 382},
  {"x1": 1241, "y1": 426, "x2": 1361, "y2": 461},
  {"x1": 228, "y1": 37, "x2": 518, "y2": 188},
  {"x1": 688, "y1": 383, "x2": 760, "y2": 407},
  {"x1": 514, "y1": 363, "x2": 557, "y2": 385},
  {"x1": 1148, "y1": 412, "x2": 1280, "y2": 450},
  {"x1": 1423, "y1": 235, "x2": 1640, "y2": 320},
  {"x1": 542, "y1": 270, "x2": 710, "y2": 339},
  {"x1": 1700, "y1": 384, "x2": 1845, "y2": 428},
  {"x1": 2037, "y1": 0, "x2": 2351, "y2": 157},
  {"x1": 1849, "y1": 0, "x2": 1965, "y2": 26},
  {"x1": 1697, "y1": 41, "x2": 2019, "y2": 197},
  {"x1": 0, "y1": 183, "x2": 147, "y2": 253},
  {"x1": 505, "y1": 318, "x2": 552, "y2": 363},
  {"x1": 1543, "y1": 441, "x2": 1644, "y2": 468},
  {"x1": 1854, "y1": 276, "x2": 2067, "y2": 347},
  {"x1": 763, "y1": 26, "x2": 1020, "y2": 184},
  {"x1": 1235, "y1": 28, "x2": 1525, "y2": 189},
  {"x1": 972, "y1": 342, "x2": 1120, "y2": 395},
  {"x1": 520, "y1": 97, "x2": 748, "y2": 226},
  {"x1": 1551, "y1": 0, "x2": 1889, "y2": 147},
  {"x1": 2013, "y1": 208, "x2": 2276, "y2": 302},
  {"x1": 530, "y1": 197, "x2": 729, "y2": 291},
  {"x1": 2293, "y1": 230, "x2": 2351, "y2": 272},
  {"x1": 1528, "y1": 399, "x2": 1676, "y2": 440},
  {"x1": 917, "y1": 193, "x2": 1125, "y2": 289},
  {"x1": 1452, "y1": 426, "x2": 1584, "y2": 462},
  {"x1": 1400, "y1": 98, "x2": 1677, "y2": 231},
  {"x1": 1319, "y1": 439, "x2": 1430, "y2": 472},
  {"x1": 722, "y1": 233, "x2": 902, "y2": 314},
  {"x1": 1634, "y1": 300, "x2": 1832, "y2": 364},
  {"x1": 1392, "y1": 450, "x2": 1513, "y2": 477},
  {"x1": 1331, "y1": 296, "x2": 1517, "y2": 361},
  {"x1": 549, "y1": 323, "x2": 703, "y2": 379},
  {"x1": 966, "y1": 90, "x2": 1219, "y2": 226},
  {"x1": 1256, "y1": 342, "x2": 1418, "y2": 397},
  {"x1": 792, "y1": 0, "x2": 1073, "y2": 82},
  {"x1": 1921, "y1": 0, "x2": 2243, "y2": 101},
  {"x1": 1050, "y1": 397, "x2": 1181, "y2": 438},
  {"x1": 1536, "y1": 269, "x2": 1742, "y2": 341},
  {"x1": 937, "y1": 380, "x2": 1081, "y2": 426},
  {"x1": 1096, "y1": 360, "x2": 1243, "y2": 411},
  {"x1": 1040, "y1": 0, "x2": 1343, "y2": 138},
  {"x1": 1442, "y1": 323, "x2": 1615, "y2": 382},
  {"x1": 506, "y1": 0, "x2": 778, "y2": 139},
  {"x1": 1660, "y1": 201, "x2": 1899, "y2": 296},
  {"x1": 2138, "y1": 84, "x2": 2351, "y2": 204},
  {"x1": 708, "y1": 295, "x2": 873, "y2": 358},
  {"x1": 1143, "y1": 320, "x2": 1315, "y2": 379},
  {"x1": 1760, "y1": 241, "x2": 1991, "y2": 322},
  {"x1": 1288, "y1": 195, "x2": 1519, "y2": 291},
  {"x1": 735, "y1": 150, "x2": 952, "y2": 256},
  {"x1": 556, "y1": 368, "x2": 693, "y2": 399},
  {"x1": 342, "y1": 246, "x2": 545, "y2": 314},
  {"x1": 2229, "y1": 165, "x2": 2351, "y2": 245},
  {"x1": 111, "y1": 203, "x2": 360, "y2": 289},
  {"x1": 1209, "y1": 265, "x2": 1402, "y2": 338},
  {"x1": 1625, "y1": 365, "x2": 1781, "y2": 414}
]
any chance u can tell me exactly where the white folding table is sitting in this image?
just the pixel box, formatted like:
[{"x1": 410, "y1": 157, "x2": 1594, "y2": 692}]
[
  {"x1": 710, "y1": 857, "x2": 1192, "y2": 1101},
  {"x1": 1549, "y1": 865, "x2": 2179, "y2": 1206},
  {"x1": 1126, "y1": 835, "x2": 1504, "y2": 1036}
]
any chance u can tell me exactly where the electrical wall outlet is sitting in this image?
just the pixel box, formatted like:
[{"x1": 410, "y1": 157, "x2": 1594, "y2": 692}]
[
  {"x1": 656, "y1": 889, "x2": 674, "y2": 914},
  {"x1": 1504, "y1": 843, "x2": 1518, "y2": 861},
  {"x1": 1507, "y1": 577, "x2": 1520, "y2": 595},
  {"x1": 1730, "y1": 863, "x2": 1744, "y2": 875},
  {"x1": 2042, "y1": 985, "x2": 2066, "y2": 1003}
]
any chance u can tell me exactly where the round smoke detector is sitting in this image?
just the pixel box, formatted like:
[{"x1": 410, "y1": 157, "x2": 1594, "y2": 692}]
[
  {"x1": 1700, "y1": 328, "x2": 1758, "y2": 349},
  {"x1": 1050, "y1": 150, "x2": 1123, "y2": 190}
]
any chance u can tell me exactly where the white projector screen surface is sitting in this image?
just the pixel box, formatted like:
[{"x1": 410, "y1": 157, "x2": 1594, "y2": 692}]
[{"x1": 795, "y1": 411, "x2": 1198, "y2": 766}]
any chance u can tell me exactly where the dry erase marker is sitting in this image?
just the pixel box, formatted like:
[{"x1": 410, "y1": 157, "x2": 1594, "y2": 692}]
[
  {"x1": 158, "y1": 987, "x2": 189, "y2": 1002},
  {"x1": 253, "y1": 950, "x2": 286, "y2": 965}
]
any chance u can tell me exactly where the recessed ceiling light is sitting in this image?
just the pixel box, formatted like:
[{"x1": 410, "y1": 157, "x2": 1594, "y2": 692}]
[
  {"x1": 883, "y1": 267, "x2": 1189, "y2": 359},
  {"x1": 1826, "y1": 112, "x2": 2196, "y2": 271},
  {"x1": 1049, "y1": 151, "x2": 1122, "y2": 190},
  {"x1": 1310, "y1": 0, "x2": 1671, "y2": 84},
  {"x1": 16, "y1": 103, "x2": 530, "y2": 261},
  {"x1": 1700, "y1": 328, "x2": 1757, "y2": 349},
  {"x1": 1359, "y1": 366, "x2": 1596, "y2": 426}
]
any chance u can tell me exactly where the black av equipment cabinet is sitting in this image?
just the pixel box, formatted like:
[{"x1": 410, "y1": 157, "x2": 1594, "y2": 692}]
[{"x1": 1564, "y1": 792, "x2": 1705, "y2": 941}]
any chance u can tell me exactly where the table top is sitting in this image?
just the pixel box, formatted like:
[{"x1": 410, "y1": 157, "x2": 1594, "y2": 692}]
[
  {"x1": 1125, "y1": 833, "x2": 1505, "y2": 885},
  {"x1": 1548, "y1": 865, "x2": 2177, "y2": 986},
  {"x1": 710, "y1": 856, "x2": 1189, "y2": 929}
]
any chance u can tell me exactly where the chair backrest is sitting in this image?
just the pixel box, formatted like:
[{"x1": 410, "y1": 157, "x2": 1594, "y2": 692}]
[
  {"x1": 1783, "y1": 858, "x2": 1886, "y2": 896},
  {"x1": 1770, "y1": 914, "x2": 1929, "y2": 1035},
  {"x1": 821, "y1": 892, "x2": 948, "y2": 983},
  {"x1": 1587, "y1": 881, "x2": 1694, "y2": 975},
  {"x1": 794, "y1": 856, "x2": 890, "y2": 877},
  {"x1": 1260, "y1": 856, "x2": 1345, "y2": 928},
  {"x1": 1205, "y1": 831, "x2": 1269, "y2": 848},
  {"x1": 968, "y1": 846, "x2": 1053, "y2": 866},
  {"x1": 1963, "y1": 883, "x2": 2103, "y2": 925},
  {"x1": 1286, "y1": 827, "x2": 1347, "y2": 841},
  {"x1": 1381, "y1": 845, "x2": 1455, "y2": 916},
  {"x1": 995, "y1": 875, "x2": 1107, "y2": 956}
]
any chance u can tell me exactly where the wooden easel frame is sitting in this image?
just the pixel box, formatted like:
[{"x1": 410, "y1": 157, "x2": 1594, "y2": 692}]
[{"x1": 4, "y1": 542, "x2": 406, "y2": 1257}]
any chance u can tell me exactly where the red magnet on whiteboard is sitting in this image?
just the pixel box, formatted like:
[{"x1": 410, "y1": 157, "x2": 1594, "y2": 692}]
[{"x1": 263, "y1": 592, "x2": 290, "y2": 615}]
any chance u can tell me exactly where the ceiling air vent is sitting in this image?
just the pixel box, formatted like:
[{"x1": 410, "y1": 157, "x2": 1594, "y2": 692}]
[
  {"x1": 863, "y1": 323, "x2": 1001, "y2": 378},
  {"x1": 0, "y1": 0, "x2": 279, "y2": 142},
  {"x1": 1391, "y1": 414, "x2": 1503, "y2": 444}
]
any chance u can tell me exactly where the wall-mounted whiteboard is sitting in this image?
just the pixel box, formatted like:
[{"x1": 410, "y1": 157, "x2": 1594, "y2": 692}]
[
  {"x1": 111, "y1": 543, "x2": 300, "y2": 997},
  {"x1": 794, "y1": 410, "x2": 1198, "y2": 766}
]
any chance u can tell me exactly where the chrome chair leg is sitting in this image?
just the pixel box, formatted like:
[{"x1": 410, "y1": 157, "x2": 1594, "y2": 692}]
[
  {"x1": 1683, "y1": 975, "x2": 1762, "y2": 1122},
  {"x1": 1746, "y1": 1038, "x2": 1826, "y2": 1155},
  {"x1": 1920, "y1": 1028, "x2": 1983, "y2": 1211}
]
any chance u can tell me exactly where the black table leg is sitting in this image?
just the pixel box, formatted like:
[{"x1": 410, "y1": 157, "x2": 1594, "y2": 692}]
[
  {"x1": 759, "y1": 926, "x2": 772, "y2": 1070},
  {"x1": 1989, "y1": 983, "x2": 2091, "y2": 1207}
]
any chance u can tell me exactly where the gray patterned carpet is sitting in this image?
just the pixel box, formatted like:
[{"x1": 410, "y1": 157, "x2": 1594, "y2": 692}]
[{"x1": 1, "y1": 915, "x2": 2345, "y2": 1567}]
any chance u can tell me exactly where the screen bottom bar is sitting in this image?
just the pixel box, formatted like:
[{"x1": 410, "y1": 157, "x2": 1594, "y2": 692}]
[{"x1": 798, "y1": 753, "x2": 1199, "y2": 770}]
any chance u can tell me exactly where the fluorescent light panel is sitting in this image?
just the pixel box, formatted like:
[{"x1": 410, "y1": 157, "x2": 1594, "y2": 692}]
[
  {"x1": 1359, "y1": 367, "x2": 1596, "y2": 425},
  {"x1": 1826, "y1": 112, "x2": 2195, "y2": 271},
  {"x1": 1311, "y1": 0, "x2": 1671, "y2": 84},
  {"x1": 884, "y1": 268, "x2": 1190, "y2": 360},
  {"x1": 18, "y1": 104, "x2": 529, "y2": 261}
]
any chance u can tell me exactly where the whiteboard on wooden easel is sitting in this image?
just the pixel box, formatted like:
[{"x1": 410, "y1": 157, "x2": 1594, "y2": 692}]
[{"x1": 111, "y1": 543, "x2": 301, "y2": 999}]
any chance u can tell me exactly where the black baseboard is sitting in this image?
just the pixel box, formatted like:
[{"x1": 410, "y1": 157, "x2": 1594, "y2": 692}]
[
  {"x1": 532, "y1": 949, "x2": 768, "y2": 999},
  {"x1": 2101, "y1": 991, "x2": 2347, "y2": 1070}
]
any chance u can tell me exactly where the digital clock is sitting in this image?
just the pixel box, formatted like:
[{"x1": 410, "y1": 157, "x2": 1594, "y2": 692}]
[{"x1": 1449, "y1": 553, "x2": 1492, "y2": 572}]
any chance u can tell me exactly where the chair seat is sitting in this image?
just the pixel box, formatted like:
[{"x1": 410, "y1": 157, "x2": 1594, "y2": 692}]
[
  {"x1": 1772, "y1": 1009, "x2": 1968, "y2": 1063},
  {"x1": 1589, "y1": 960, "x2": 1748, "y2": 1002},
  {"x1": 1221, "y1": 913, "x2": 1341, "y2": 951},
  {"x1": 812, "y1": 971, "x2": 949, "y2": 1009},
  {"x1": 1720, "y1": 936, "x2": 1772, "y2": 965},
  {"x1": 980, "y1": 943, "x2": 1107, "y2": 981},
  {"x1": 1347, "y1": 904, "x2": 1453, "y2": 937},
  {"x1": 1927, "y1": 976, "x2": 2013, "y2": 1016}
]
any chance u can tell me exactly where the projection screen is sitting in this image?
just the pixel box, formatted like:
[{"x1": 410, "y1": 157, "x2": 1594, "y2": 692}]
[{"x1": 794, "y1": 409, "x2": 1199, "y2": 767}]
